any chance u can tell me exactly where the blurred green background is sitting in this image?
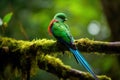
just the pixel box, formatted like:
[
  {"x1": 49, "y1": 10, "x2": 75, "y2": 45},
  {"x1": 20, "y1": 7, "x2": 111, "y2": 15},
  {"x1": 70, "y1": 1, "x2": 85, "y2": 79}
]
[{"x1": 0, "y1": 0, "x2": 119, "y2": 80}]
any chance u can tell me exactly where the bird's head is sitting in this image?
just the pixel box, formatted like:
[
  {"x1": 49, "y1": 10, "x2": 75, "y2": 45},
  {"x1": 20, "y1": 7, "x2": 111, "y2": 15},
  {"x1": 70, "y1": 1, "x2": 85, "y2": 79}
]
[{"x1": 54, "y1": 13, "x2": 67, "y2": 22}]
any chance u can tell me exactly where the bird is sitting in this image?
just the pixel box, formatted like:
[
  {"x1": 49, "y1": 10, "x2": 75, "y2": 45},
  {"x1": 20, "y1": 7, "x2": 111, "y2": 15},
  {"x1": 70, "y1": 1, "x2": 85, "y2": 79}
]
[{"x1": 48, "y1": 13, "x2": 98, "y2": 80}]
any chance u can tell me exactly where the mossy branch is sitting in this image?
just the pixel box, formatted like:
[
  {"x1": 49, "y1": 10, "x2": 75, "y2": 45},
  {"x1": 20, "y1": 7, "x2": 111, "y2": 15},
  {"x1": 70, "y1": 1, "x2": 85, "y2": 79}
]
[
  {"x1": 0, "y1": 37, "x2": 120, "y2": 54},
  {"x1": 75, "y1": 39, "x2": 120, "y2": 54},
  {"x1": 38, "y1": 55, "x2": 111, "y2": 80},
  {"x1": 0, "y1": 37, "x2": 116, "y2": 80}
]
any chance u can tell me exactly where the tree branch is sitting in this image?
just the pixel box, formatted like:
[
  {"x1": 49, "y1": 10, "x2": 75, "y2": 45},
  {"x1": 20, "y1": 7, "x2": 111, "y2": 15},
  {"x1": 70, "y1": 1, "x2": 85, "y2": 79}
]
[
  {"x1": 0, "y1": 37, "x2": 120, "y2": 54},
  {"x1": 75, "y1": 39, "x2": 120, "y2": 54},
  {"x1": 0, "y1": 37, "x2": 116, "y2": 79},
  {"x1": 37, "y1": 55, "x2": 111, "y2": 80}
]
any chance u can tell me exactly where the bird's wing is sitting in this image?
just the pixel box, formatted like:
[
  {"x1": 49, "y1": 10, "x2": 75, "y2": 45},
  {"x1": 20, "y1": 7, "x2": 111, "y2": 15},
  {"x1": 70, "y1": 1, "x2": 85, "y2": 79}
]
[{"x1": 52, "y1": 21, "x2": 74, "y2": 45}]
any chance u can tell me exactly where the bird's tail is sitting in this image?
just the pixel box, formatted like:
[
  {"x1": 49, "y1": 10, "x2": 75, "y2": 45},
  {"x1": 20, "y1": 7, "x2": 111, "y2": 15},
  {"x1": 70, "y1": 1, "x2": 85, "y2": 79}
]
[{"x1": 69, "y1": 48, "x2": 98, "y2": 80}]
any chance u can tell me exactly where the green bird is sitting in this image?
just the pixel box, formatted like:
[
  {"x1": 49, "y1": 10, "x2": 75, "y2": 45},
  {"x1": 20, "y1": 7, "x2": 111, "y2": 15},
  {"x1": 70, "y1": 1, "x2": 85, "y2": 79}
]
[{"x1": 48, "y1": 13, "x2": 98, "y2": 80}]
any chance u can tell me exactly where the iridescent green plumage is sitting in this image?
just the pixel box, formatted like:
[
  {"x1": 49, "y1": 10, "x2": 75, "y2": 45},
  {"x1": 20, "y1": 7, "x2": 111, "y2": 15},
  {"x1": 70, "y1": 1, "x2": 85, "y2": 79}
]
[
  {"x1": 52, "y1": 19, "x2": 74, "y2": 46},
  {"x1": 48, "y1": 13, "x2": 75, "y2": 49},
  {"x1": 48, "y1": 13, "x2": 98, "y2": 80}
]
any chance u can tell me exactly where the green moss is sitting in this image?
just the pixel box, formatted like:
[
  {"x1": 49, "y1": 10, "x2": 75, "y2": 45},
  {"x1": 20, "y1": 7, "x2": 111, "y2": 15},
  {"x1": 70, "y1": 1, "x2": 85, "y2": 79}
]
[
  {"x1": 0, "y1": 37, "x2": 112, "y2": 79},
  {"x1": 74, "y1": 38, "x2": 111, "y2": 53},
  {"x1": 39, "y1": 54, "x2": 71, "y2": 71},
  {"x1": 45, "y1": 55, "x2": 70, "y2": 69},
  {"x1": 31, "y1": 39, "x2": 57, "y2": 54},
  {"x1": 98, "y1": 75, "x2": 111, "y2": 80},
  {"x1": 0, "y1": 37, "x2": 38, "y2": 79},
  {"x1": 37, "y1": 54, "x2": 72, "y2": 78},
  {"x1": 77, "y1": 38, "x2": 108, "y2": 45},
  {"x1": 32, "y1": 39, "x2": 55, "y2": 47}
]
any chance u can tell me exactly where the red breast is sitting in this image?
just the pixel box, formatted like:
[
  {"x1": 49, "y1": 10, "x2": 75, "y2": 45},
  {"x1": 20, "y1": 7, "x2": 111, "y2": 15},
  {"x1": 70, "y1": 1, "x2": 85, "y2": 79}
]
[{"x1": 48, "y1": 19, "x2": 58, "y2": 35}]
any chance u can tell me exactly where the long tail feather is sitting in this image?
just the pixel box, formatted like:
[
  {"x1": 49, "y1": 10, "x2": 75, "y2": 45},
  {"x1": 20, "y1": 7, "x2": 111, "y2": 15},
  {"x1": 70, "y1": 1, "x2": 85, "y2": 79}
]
[{"x1": 69, "y1": 48, "x2": 98, "y2": 80}]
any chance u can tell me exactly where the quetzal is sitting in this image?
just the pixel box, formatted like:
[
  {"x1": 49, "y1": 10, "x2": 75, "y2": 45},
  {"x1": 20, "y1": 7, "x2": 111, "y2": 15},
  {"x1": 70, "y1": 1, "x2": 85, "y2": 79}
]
[{"x1": 48, "y1": 13, "x2": 98, "y2": 80}]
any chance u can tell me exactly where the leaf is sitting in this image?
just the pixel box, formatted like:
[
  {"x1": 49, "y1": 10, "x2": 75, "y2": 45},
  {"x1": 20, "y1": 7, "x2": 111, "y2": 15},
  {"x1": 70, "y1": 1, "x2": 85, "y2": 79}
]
[{"x1": 3, "y1": 12, "x2": 13, "y2": 24}]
